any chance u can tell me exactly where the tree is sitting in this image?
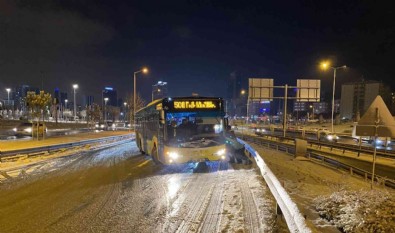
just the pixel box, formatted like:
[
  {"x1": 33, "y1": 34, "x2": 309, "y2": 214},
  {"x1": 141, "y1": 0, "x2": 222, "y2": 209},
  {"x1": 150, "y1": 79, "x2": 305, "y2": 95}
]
[
  {"x1": 107, "y1": 106, "x2": 120, "y2": 122},
  {"x1": 26, "y1": 91, "x2": 52, "y2": 139},
  {"x1": 86, "y1": 103, "x2": 102, "y2": 126},
  {"x1": 126, "y1": 93, "x2": 146, "y2": 125}
]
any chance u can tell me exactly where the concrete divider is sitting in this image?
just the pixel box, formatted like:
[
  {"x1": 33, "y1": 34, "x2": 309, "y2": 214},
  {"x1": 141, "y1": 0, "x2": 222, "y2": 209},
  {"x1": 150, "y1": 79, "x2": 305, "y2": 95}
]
[{"x1": 238, "y1": 138, "x2": 311, "y2": 233}]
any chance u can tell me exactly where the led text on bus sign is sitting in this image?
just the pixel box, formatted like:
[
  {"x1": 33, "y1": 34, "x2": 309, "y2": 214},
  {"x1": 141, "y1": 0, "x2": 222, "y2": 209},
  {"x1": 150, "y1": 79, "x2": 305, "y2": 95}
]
[{"x1": 174, "y1": 101, "x2": 217, "y2": 109}]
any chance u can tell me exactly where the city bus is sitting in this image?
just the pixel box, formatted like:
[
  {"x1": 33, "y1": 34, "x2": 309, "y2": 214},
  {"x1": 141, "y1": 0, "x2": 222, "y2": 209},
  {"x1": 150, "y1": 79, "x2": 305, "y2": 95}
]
[{"x1": 135, "y1": 97, "x2": 229, "y2": 164}]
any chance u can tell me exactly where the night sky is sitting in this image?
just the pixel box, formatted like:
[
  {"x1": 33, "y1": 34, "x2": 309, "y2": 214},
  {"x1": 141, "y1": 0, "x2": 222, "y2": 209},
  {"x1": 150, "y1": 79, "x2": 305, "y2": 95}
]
[{"x1": 1, "y1": 0, "x2": 394, "y2": 103}]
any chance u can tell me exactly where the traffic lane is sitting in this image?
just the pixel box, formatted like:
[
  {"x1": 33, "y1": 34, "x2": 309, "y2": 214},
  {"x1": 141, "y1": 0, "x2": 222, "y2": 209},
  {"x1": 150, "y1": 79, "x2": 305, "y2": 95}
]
[
  {"x1": 321, "y1": 153, "x2": 395, "y2": 180},
  {"x1": 0, "y1": 141, "x2": 145, "y2": 233},
  {"x1": 0, "y1": 128, "x2": 94, "y2": 141},
  {"x1": 0, "y1": 142, "x2": 279, "y2": 233},
  {"x1": 255, "y1": 130, "x2": 394, "y2": 150}
]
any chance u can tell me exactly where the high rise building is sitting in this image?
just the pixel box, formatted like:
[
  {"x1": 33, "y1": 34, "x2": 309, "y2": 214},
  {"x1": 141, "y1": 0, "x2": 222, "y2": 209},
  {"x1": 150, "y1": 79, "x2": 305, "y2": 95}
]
[
  {"x1": 84, "y1": 95, "x2": 94, "y2": 107},
  {"x1": 60, "y1": 92, "x2": 68, "y2": 105},
  {"x1": 102, "y1": 87, "x2": 117, "y2": 107},
  {"x1": 152, "y1": 81, "x2": 168, "y2": 101},
  {"x1": 340, "y1": 80, "x2": 392, "y2": 120},
  {"x1": 14, "y1": 85, "x2": 39, "y2": 110},
  {"x1": 226, "y1": 72, "x2": 244, "y2": 116}
]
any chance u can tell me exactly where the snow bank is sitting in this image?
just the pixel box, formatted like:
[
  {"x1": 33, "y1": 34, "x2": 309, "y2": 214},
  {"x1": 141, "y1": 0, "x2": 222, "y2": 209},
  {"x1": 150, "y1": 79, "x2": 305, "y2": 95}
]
[
  {"x1": 238, "y1": 138, "x2": 312, "y2": 233},
  {"x1": 314, "y1": 190, "x2": 395, "y2": 232}
]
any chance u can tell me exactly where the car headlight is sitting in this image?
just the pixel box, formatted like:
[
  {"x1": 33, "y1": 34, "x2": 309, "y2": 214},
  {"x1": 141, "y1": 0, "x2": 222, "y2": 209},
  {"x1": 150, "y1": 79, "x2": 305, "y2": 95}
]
[
  {"x1": 24, "y1": 127, "x2": 32, "y2": 133},
  {"x1": 95, "y1": 124, "x2": 99, "y2": 127},
  {"x1": 167, "y1": 152, "x2": 179, "y2": 159},
  {"x1": 215, "y1": 149, "x2": 226, "y2": 156},
  {"x1": 100, "y1": 125, "x2": 105, "y2": 128},
  {"x1": 12, "y1": 128, "x2": 17, "y2": 132},
  {"x1": 376, "y1": 139, "x2": 382, "y2": 144},
  {"x1": 256, "y1": 129, "x2": 260, "y2": 132}
]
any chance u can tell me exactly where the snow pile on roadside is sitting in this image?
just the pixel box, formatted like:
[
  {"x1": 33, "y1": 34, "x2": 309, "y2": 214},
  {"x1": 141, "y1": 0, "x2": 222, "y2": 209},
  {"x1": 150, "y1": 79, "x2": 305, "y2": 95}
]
[{"x1": 314, "y1": 190, "x2": 395, "y2": 232}]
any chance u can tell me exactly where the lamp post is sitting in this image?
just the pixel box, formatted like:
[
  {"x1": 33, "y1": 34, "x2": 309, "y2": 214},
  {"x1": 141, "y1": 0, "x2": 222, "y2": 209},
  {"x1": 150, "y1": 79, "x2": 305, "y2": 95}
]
[
  {"x1": 123, "y1": 102, "x2": 127, "y2": 122},
  {"x1": 133, "y1": 67, "x2": 148, "y2": 130},
  {"x1": 309, "y1": 105, "x2": 314, "y2": 120},
  {"x1": 72, "y1": 84, "x2": 78, "y2": 121},
  {"x1": 5, "y1": 88, "x2": 11, "y2": 107},
  {"x1": 321, "y1": 62, "x2": 346, "y2": 133},
  {"x1": 104, "y1": 97, "x2": 109, "y2": 121}
]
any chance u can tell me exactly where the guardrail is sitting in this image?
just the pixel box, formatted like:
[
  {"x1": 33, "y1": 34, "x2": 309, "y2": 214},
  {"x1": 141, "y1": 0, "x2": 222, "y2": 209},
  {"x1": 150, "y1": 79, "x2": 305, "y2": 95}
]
[
  {"x1": 238, "y1": 138, "x2": 312, "y2": 233},
  {"x1": 247, "y1": 127, "x2": 395, "y2": 158},
  {"x1": 238, "y1": 133, "x2": 395, "y2": 189},
  {"x1": 0, "y1": 134, "x2": 134, "y2": 159}
]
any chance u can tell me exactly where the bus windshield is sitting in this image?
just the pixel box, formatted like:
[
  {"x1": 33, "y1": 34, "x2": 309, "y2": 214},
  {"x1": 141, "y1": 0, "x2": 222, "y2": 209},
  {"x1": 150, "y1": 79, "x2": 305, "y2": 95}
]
[{"x1": 165, "y1": 111, "x2": 224, "y2": 147}]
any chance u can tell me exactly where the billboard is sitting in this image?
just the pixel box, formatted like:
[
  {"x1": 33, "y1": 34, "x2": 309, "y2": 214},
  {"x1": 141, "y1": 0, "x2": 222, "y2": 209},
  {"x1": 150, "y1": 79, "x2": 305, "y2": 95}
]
[
  {"x1": 248, "y1": 78, "x2": 274, "y2": 101},
  {"x1": 296, "y1": 79, "x2": 320, "y2": 102}
]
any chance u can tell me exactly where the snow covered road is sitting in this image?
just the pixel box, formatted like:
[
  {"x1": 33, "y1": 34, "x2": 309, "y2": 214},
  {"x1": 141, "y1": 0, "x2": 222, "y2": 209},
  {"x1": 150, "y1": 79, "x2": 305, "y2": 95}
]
[{"x1": 0, "y1": 141, "x2": 286, "y2": 232}]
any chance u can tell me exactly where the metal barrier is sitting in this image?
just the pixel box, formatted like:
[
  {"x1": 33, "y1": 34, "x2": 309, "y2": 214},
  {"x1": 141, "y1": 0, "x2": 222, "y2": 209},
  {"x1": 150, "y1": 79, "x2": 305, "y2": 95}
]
[
  {"x1": 238, "y1": 133, "x2": 395, "y2": 189},
  {"x1": 0, "y1": 134, "x2": 134, "y2": 159},
  {"x1": 239, "y1": 138, "x2": 312, "y2": 233}
]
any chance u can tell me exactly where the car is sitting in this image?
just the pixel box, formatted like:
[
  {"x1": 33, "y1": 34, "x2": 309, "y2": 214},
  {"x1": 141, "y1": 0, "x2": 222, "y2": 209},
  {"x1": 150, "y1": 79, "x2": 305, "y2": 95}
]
[
  {"x1": 95, "y1": 122, "x2": 106, "y2": 130},
  {"x1": 319, "y1": 132, "x2": 339, "y2": 142},
  {"x1": 13, "y1": 122, "x2": 47, "y2": 137},
  {"x1": 95, "y1": 121, "x2": 116, "y2": 131}
]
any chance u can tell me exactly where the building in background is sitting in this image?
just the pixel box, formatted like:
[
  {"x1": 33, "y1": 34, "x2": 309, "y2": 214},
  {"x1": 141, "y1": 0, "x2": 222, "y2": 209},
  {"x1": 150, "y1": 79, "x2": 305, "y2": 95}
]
[
  {"x1": 340, "y1": 80, "x2": 392, "y2": 120},
  {"x1": 226, "y1": 72, "x2": 245, "y2": 117},
  {"x1": 152, "y1": 81, "x2": 168, "y2": 101},
  {"x1": 60, "y1": 92, "x2": 68, "y2": 104},
  {"x1": 102, "y1": 87, "x2": 117, "y2": 107},
  {"x1": 84, "y1": 95, "x2": 94, "y2": 107},
  {"x1": 13, "y1": 85, "x2": 40, "y2": 111}
]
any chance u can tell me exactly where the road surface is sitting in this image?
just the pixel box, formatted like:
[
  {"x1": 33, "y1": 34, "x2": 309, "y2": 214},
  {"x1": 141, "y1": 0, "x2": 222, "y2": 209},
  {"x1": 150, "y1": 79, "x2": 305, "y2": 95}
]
[{"x1": 0, "y1": 141, "x2": 284, "y2": 232}]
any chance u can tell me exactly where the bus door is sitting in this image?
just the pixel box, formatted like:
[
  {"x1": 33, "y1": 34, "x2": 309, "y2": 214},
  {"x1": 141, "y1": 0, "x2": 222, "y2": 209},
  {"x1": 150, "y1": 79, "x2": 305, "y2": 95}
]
[{"x1": 157, "y1": 110, "x2": 166, "y2": 161}]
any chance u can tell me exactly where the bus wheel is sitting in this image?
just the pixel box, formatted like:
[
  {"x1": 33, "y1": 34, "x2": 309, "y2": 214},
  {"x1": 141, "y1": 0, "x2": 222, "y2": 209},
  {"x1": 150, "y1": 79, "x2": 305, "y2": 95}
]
[{"x1": 151, "y1": 146, "x2": 160, "y2": 164}]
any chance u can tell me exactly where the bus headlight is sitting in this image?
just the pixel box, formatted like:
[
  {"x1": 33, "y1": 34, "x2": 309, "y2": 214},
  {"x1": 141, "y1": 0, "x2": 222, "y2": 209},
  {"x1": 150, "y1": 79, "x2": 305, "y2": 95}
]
[
  {"x1": 327, "y1": 135, "x2": 333, "y2": 140},
  {"x1": 215, "y1": 149, "x2": 226, "y2": 156},
  {"x1": 168, "y1": 152, "x2": 179, "y2": 159},
  {"x1": 24, "y1": 127, "x2": 32, "y2": 133},
  {"x1": 13, "y1": 128, "x2": 17, "y2": 132}
]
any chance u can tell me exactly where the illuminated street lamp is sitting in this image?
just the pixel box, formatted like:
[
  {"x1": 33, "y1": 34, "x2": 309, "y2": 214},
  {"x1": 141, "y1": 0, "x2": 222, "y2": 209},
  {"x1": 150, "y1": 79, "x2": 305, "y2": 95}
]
[
  {"x1": 65, "y1": 99, "x2": 68, "y2": 109},
  {"x1": 320, "y1": 61, "x2": 347, "y2": 133},
  {"x1": 72, "y1": 84, "x2": 78, "y2": 120},
  {"x1": 309, "y1": 105, "x2": 314, "y2": 120},
  {"x1": 123, "y1": 102, "x2": 127, "y2": 122},
  {"x1": 104, "y1": 97, "x2": 109, "y2": 121},
  {"x1": 133, "y1": 67, "x2": 148, "y2": 129},
  {"x1": 5, "y1": 88, "x2": 11, "y2": 106}
]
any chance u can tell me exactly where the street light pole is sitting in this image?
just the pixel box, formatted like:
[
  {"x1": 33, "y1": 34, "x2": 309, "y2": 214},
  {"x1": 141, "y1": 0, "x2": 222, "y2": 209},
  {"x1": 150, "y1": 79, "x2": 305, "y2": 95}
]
[
  {"x1": 5, "y1": 88, "x2": 11, "y2": 108},
  {"x1": 133, "y1": 68, "x2": 148, "y2": 130},
  {"x1": 104, "y1": 98, "x2": 109, "y2": 121},
  {"x1": 72, "y1": 84, "x2": 78, "y2": 121},
  {"x1": 321, "y1": 62, "x2": 346, "y2": 133},
  {"x1": 123, "y1": 102, "x2": 127, "y2": 122}
]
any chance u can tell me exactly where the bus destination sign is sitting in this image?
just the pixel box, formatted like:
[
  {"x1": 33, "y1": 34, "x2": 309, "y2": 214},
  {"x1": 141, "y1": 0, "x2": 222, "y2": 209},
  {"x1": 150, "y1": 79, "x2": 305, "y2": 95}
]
[{"x1": 174, "y1": 100, "x2": 217, "y2": 109}]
